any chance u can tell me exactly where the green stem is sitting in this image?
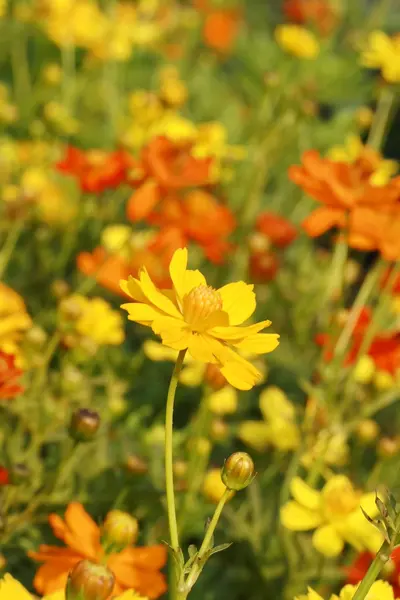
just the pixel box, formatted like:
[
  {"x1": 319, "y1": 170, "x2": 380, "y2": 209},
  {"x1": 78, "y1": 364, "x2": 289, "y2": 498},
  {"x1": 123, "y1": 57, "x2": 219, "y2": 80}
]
[
  {"x1": 165, "y1": 350, "x2": 187, "y2": 553},
  {"x1": 367, "y1": 87, "x2": 395, "y2": 151},
  {"x1": 0, "y1": 220, "x2": 24, "y2": 278},
  {"x1": 352, "y1": 541, "x2": 390, "y2": 600}
]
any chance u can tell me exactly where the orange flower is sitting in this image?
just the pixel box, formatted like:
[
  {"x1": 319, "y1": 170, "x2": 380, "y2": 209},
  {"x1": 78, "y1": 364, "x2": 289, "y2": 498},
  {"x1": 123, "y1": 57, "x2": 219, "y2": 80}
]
[
  {"x1": 283, "y1": 0, "x2": 337, "y2": 35},
  {"x1": 194, "y1": 0, "x2": 242, "y2": 53},
  {"x1": 149, "y1": 190, "x2": 236, "y2": 263},
  {"x1": 289, "y1": 150, "x2": 400, "y2": 239},
  {"x1": 126, "y1": 136, "x2": 212, "y2": 222},
  {"x1": 0, "y1": 351, "x2": 24, "y2": 399},
  {"x1": 29, "y1": 502, "x2": 167, "y2": 599},
  {"x1": 349, "y1": 206, "x2": 400, "y2": 261},
  {"x1": 256, "y1": 211, "x2": 297, "y2": 248},
  {"x1": 57, "y1": 146, "x2": 132, "y2": 193}
]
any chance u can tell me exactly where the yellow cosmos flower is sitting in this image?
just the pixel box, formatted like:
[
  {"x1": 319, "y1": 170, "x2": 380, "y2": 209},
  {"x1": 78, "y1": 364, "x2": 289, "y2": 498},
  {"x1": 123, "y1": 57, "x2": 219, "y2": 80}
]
[
  {"x1": 238, "y1": 386, "x2": 300, "y2": 452},
  {"x1": 281, "y1": 475, "x2": 382, "y2": 557},
  {"x1": 0, "y1": 283, "x2": 32, "y2": 360},
  {"x1": 361, "y1": 31, "x2": 400, "y2": 83},
  {"x1": 0, "y1": 574, "x2": 32, "y2": 600},
  {"x1": 328, "y1": 134, "x2": 398, "y2": 186},
  {"x1": 122, "y1": 248, "x2": 279, "y2": 390},
  {"x1": 296, "y1": 580, "x2": 399, "y2": 600},
  {"x1": 275, "y1": 25, "x2": 319, "y2": 59}
]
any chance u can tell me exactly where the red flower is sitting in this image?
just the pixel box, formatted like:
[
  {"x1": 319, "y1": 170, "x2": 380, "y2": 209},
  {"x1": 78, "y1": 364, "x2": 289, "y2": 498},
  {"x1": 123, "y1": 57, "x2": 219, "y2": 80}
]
[
  {"x1": 0, "y1": 351, "x2": 24, "y2": 399},
  {"x1": 57, "y1": 146, "x2": 131, "y2": 193},
  {"x1": 283, "y1": 0, "x2": 337, "y2": 35},
  {"x1": 249, "y1": 251, "x2": 279, "y2": 282},
  {"x1": 0, "y1": 467, "x2": 10, "y2": 485},
  {"x1": 126, "y1": 137, "x2": 212, "y2": 222},
  {"x1": 256, "y1": 211, "x2": 297, "y2": 248},
  {"x1": 347, "y1": 550, "x2": 400, "y2": 597}
]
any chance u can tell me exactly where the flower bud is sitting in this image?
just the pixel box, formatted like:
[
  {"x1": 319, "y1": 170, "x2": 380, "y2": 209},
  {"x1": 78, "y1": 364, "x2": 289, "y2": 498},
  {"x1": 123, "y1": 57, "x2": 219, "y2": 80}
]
[
  {"x1": 188, "y1": 437, "x2": 211, "y2": 456},
  {"x1": 378, "y1": 437, "x2": 400, "y2": 459},
  {"x1": 103, "y1": 510, "x2": 139, "y2": 548},
  {"x1": 66, "y1": 560, "x2": 115, "y2": 600},
  {"x1": 25, "y1": 325, "x2": 47, "y2": 347},
  {"x1": 221, "y1": 452, "x2": 255, "y2": 491},
  {"x1": 204, "y1": 363, "x2": 228, "y2": 391},
  {"x1": 52, "y1": 279, "x2": 70, "y2": 299},
  {"x1": 356, "y1": 419, "x2": 380, "y2": 444},
  {"x1": 210, "y1": 418, "x2": 229, "y2": 442},
  {"x1": 125, "y1": 454, "x2": 148, "y2": 475},
  {"x1": 173, "y1": 460, "x2": 187, "y2": 478},
  {"x1": 69, "y1": 409, "x2": 100, "y2": 442}
]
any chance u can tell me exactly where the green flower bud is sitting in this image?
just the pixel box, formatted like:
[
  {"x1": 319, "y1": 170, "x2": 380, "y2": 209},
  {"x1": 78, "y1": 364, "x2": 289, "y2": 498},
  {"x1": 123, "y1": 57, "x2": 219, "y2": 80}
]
[
  {"x1": 69, "y1": 408, "x2": 100, "y2": 442},
  {"x1": 102, "y1": 509, "x2": 139, "y2": 549},
  {"x1": 221, "y1": 452, "x2": 255, "y2": 491},
  {"x1": 66, "y1": 560, "x2": 115, "y2": 600}
]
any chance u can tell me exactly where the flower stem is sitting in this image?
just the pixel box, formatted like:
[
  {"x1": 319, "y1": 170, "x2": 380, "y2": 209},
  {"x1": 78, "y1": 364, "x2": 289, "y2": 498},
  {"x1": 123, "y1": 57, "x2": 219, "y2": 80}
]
[
  {"x1": 367, "y1": 87, "x2": 396, "y2": 151},
  {"x1": 352, "y1": 541, "x2": 390, "y2": 600},
  {"x1": 165, "y1": 350, "x2": 187, "y2": 554}
]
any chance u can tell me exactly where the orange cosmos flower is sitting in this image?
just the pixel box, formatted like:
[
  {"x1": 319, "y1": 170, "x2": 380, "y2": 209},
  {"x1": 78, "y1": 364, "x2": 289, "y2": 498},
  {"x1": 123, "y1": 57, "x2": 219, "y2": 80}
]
[
  {"x1": 57, "y1": 146, "x2": 131, "y2": 193},
  {"x1": 289, "y1": 150, "x2": 400, "y2": 239},
  {"x1": 194, "y1": 0, "x2": 242, "y2": 53},
  {"x1": 283, "y1": 0, "x2": 337, "y2": 35},
  {"x1": 126, "y1": 136, "x2": 212, "y2": 222},
  {"x1": 349, "y1": 206, "x2": 400, "y2": 261},
  {"x1": 0, "y1": 351, "x2": 24, "y2": 399},
  {"x1": 148, "y1": 190, "x2": 236, "y2": 263},
  {"x1": 29, "y1": 502, "x2": 167, "y2": 599}
]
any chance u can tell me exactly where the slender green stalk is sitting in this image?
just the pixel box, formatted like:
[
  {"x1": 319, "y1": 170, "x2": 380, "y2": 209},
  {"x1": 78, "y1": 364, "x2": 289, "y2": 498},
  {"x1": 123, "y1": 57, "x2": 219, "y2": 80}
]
[
  {"x1": 0, "y1": 220, "x2": 24, "y2": 279},
  {"x1": 367, "y1": 87, "x2": 396, "y2": 151},
  {"x1": 165, "y1": 350, "x2": 187, "y2": 553},
  {"x1": 352, "y1": 541, "x2": 390, "y2": 600}
]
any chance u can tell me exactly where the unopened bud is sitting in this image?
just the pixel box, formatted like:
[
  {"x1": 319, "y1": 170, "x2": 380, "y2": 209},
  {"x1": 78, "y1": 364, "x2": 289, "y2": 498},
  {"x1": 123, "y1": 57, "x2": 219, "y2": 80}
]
[
  {"x1": 378, "y1": 437, "x2": 400, "y2": 459},
  {"x1": 357, "y1": 419, "x2": 380, "y2": 443},
  {"x1": 125, "y1": 454, "x2": 148, "y2": 475},
  {"x1": 25, "y1": 325, "x2": 47, "y2": 346},
  {"x1": 103, "y1": 510, "x2": 138, "y2": 548},
  {"x1": 204, "y1": 363, "x2": 228, "y2": 391},
  {"x1": 188, "y1": 437, "x2": 211, "y2": 456},
  {"x1": 221, "y1": 452, "x2": 255, "y2": 491},
  {"x1": 173, "y1": 460, "x2": 187, "y2": 478},
  {"x1": 52, "y1": 279, "x2": 70, "y2": 299},
  {"x1": 70, "y1": 408, "x2": 100, "y2": 442},
  {"x1": 210, "y1": 418, "x2": 229, "y2": 441},
  {"x1": 66, "y1": 560, "x2": 115, "y2": 600}
]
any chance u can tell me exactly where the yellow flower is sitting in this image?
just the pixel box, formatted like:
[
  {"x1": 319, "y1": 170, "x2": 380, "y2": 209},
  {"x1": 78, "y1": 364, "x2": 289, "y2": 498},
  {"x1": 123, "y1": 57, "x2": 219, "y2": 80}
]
[
  {"x1": 203, "y1": 468, "x2": 227, "y2": 503},
  {"x1": 0, "y1": 283, "x2": 32, "y2": 359},
  {"x1": 297, "y1": 580, "x2": 399, "y2": 600},
  {"x1": 238, "y1": 386, "x2": 300, "y2": 452},
  {"x1": 361, "y1": 31, "x2": 400, "y2": 83},
  {"x1": 281, "y1": 475, "x2": 382, "y2": 557},
  {"x1": 353, "y1": 355, "x2": 375, "y2": 384},
  {"x1": 0, "y1": 574, "x2": 32, "y2": 600},
  {"x1": 159, "y1": 66, "x2": 188, "y2": 108},
  {"x1": 63, "y1": 295, "x2": 125, "y2": 347},
  {"x1": 121, "y1": 248, "x2": 279, "y2": 390},
  {"x1": 275, "y1": 25, "x2": 319, "y2": 59},
  {"x1": 327, "y1": 134, "x2": 398, "y2": 186},
  {"x1": 302, "y1": 431, "x2": 349, "y2": 469}
]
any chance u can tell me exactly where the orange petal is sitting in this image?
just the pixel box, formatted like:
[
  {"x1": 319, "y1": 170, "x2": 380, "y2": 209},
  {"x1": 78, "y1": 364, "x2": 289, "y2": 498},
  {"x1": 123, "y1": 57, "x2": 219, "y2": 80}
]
[
  {"x1": 32, "y1": 559, "x2": 76, "y2": 595},
  {"x1": 63, "y1": 503, "x2": 101, "y2": 560},
  {"x1": 302, "y1": 207, "x2": 346, "y2": 237},
  {"x1": 126, "y1": 180, "x2": 161, "y2": 222}
]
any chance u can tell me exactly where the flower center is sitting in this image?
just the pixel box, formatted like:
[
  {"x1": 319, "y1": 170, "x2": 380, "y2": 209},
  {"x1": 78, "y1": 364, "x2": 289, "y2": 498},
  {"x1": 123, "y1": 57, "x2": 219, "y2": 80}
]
[
  {"x1": 183, "y1": 284, "x2": 222, "y2": 330},
  {"x1": 322, "y1": 480, "x2": 360, "y2": 520}
]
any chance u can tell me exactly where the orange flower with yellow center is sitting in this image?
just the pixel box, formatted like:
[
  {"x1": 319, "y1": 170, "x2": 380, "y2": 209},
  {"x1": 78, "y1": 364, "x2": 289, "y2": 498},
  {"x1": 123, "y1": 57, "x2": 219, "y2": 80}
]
[{"x1": 120, "y1": 248, "x2": 279, "y2": 390}]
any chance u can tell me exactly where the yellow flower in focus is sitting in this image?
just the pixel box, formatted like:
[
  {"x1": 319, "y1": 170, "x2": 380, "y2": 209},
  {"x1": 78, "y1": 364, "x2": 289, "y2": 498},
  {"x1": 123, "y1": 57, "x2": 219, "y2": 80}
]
[
  {"x1": 238, "y1": 386, "x2": 299, "y2": 452},
  {"x1": 203, "y1": 468, "x2": 227, "y2": 503},
  {"x1": 275, "y1": 25, "x2": 319, "y2": 59},
  {"x1": 0, "y1": 574, "x2": 32, "y2": 600},
  {"x1": 361, "y1": 31, "x2": 400, "y2": 83},
  {"x1": 64, "y1": 295, "x2": 125, "y2": 347},
  {"x1": 121, "y1": 248, "x2": 279, "y2": 390},
  {"x1": 295, "y1": 581, "x2": 398, "y2": 600},
  {"x1": 328, "y1": 134, "x2": 398, "y2": 186},
  {"x1": 295, "y1": 588, "x2": 324, "y2": 600},
  {"x1": 281, "y1": 475, "x2": 382, "y2": 557},
  {"x1": 0, "y1": 283, "x2": 32, "y2": 359}
]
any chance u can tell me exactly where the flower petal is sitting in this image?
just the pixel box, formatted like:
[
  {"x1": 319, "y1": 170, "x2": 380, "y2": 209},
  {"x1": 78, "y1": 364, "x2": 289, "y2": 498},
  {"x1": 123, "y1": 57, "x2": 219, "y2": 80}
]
[
  {"x1": 280, "y1": 501, "x2": 323, "y2": 531},
  {"x1": 290, "y1": 477, "x2": 321, "y2": 511},
  {"x1": 210, "y1": 320, "x2": 271, "y2": 342},
  {"x1": 143, "y1": 340, "x2": 179, "y2": 362},
  {"x1": 120, "y1": 276, "x2": 147, "y2": 303},
  {"x1": 169, "y1": 248, "x2": 188, "y2": 302},
  {"x1": 184, "y1": 269, "x2": 206, "y2": 294},
  {"x1": 218, "y1": 282, "x2": 256, "y2": 325},
  {"x1": 152, "y1": 316, "x2": 192, "y2": 350},
  {"x1": 207, "y1": 386, "x2": 238, "y2": 415},
  {"x1": 139, "y1": 268, "x2": 182, "y2": 318},
  {"x1": 180, "y1": 363, "x2": 205, "y2": 387},
  {"x1": 188, "y1": 333, "x2": 228, "y2": 364},
  {"x1": 220, "y1": 352, "x2": 263, "y2": 390},
  {"x1": 238, "y1": 421, "x2": 271, "y2": 452},
  {"x1": 234, "y1": 333, "x2": 280, "y2": 354},
  {"x1": 121, "y1": 302, "x2": 162, "y2": 325},
  {"x1": 312, "y1": 524, "x2": 344, "y2": 557}
]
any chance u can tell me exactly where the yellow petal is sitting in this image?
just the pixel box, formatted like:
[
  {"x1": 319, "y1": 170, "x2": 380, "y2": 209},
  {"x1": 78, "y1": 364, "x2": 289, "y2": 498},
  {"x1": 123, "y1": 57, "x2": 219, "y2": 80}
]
[
  {"x1": 201, "y1": 309, "x2": 230, "y2": 331},
  {"x1": 169, "y1": 247, "x2": 188, "y2": 302},
  {"x1": 260, "y1": 386, "x2": 296, "y2": 422},
  {"x1": 237, "y1": 421, "x2": 270, "y2": 452},
  {"x1": 280, "y1": 501, "x2": 323, "y2": 531},
  {"x1": 183, "y1": 269, "x2": 206, "y2": 294},
  {"x1": 120, "y1": 302, "x2": 162, "y2": 324},
  {"x1": 290, "y1": 477, "x2": 321, "y2": 511},
  {"x1": 207, "y1": 386, "x2": 238, "y2": 415},
  {"x1": 188, "y1": 333, "x2": 228, "y2": 364},
  {"x1": 180, "y1": 362, "x2": 205, "y2": 387},
  {"x1": 268, "y1": 420, "x2": 300, "y2": 451},
  {"x1": 210, "y1": 320, "x2": 271, "y2": 342},
  {"x1": 0, "y1": 574, "x2": 33, "y2": 600},
  {"x1": 143, "y1": 340, "x2": 179, "y2": 362},
  {"x1": 220, "y1": 352, "x2": 263, "y2": 390},
  {"x1": 234, "y1": 333, "x2": 280, "y2": 354},
  {"x1": 360, "y1": 492, "x2": 380, "y2": 518},
  {"x1": 152, "y1": 316, "x2": 191, "y2": 350},
  {"x1": 218, "y1": 281, "x2": 256, "y2": 325},
  {"x1": 312, "y1": 524, "x2": 344, "y2": 557},
  {"x1": 120, "y1": 275, "x2": 147, "y2": 302},
  {"x1": 139, "y1": 267, "x2": 182, "y2": 318},
  {"x1": 43, "y1": 592, "x2": 65, "y2": 600}
]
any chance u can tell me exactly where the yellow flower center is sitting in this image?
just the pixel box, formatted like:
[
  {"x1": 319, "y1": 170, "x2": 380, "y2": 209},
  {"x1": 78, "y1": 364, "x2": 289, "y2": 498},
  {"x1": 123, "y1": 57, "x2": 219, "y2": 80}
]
[
  {"x1": 183, "y1": 285, "x2": 222, "y2": 330},
  {"x1": 322, "y1": 478, "x2": 360, "y2": 520}
]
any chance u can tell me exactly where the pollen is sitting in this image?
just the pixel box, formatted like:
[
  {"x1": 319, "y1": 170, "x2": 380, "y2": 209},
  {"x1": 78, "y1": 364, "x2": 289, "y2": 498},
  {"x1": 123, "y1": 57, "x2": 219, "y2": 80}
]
[{"x1": 183, "y1": 284, "x2": 223, "y2": 329}]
